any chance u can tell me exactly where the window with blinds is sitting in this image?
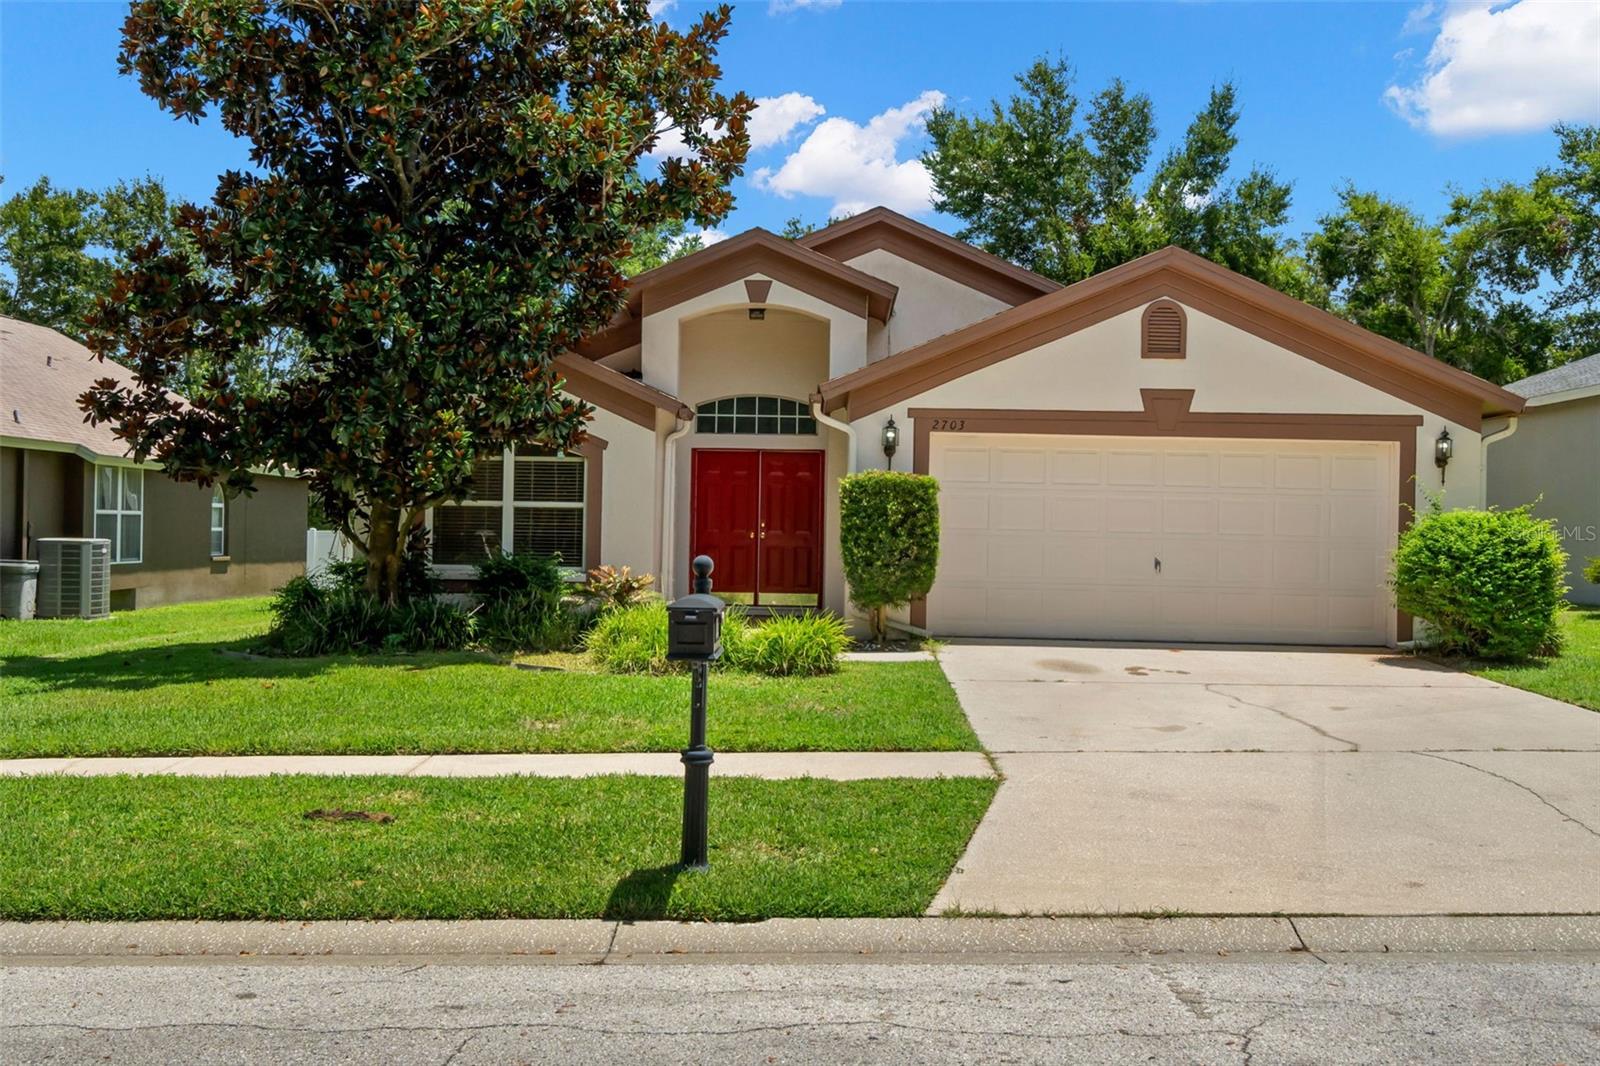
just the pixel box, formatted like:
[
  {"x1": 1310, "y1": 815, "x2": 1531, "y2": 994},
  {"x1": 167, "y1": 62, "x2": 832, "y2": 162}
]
[{"x1": 431, "y1": 449, "x2": 586, "y2": 568}]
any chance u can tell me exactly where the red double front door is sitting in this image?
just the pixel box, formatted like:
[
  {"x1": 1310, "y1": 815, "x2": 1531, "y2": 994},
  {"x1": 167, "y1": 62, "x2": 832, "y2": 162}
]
[{"x1": 691, "y1": 449, "x2": 824, "y2": 605}]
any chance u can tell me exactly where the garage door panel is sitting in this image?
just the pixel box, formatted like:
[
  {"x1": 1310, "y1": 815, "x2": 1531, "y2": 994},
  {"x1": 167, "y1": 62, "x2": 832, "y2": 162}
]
[
  {"x1": 1275, "y1": 454, "x2": 1324, "y2": 490},
  {"x1": 1107, "y1": 451, "x2": 1160, "y2": 485},
  {"x1": 1274, "y1": 498, "x2": 1325, "y2": 538},
  {"x1": 995, "y1": 449, "x2": 1047, "y2": 483},
  {"x1": 929, "y1": 434, "x2": 1394, "y2": 645},
  {"x1": 943, "y1": 493, "x2": 990, "y2": 531},
  {"x1": 1051, "y1": 450, "x2": 1103, "y2": 485},
  {"x1": 1106, "y1": 497, "x2": 1161, "y2": 533},
  {"x1": 1050, "y1": 496, "x2": 1103, "y2": 533},
  {"x1": 1163, "y1": 498, "x2": 1216, "y2": 535}
]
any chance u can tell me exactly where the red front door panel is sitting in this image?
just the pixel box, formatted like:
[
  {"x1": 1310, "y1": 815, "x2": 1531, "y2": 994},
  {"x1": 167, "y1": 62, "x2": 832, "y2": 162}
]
[
  {"x1": 758, "y1": 451, "x2": 823, "y2": 596},
  {"x1": 690, "y1": 449, "x2": 759, "y2": 593},
  {"x1": 690, "y1": 448, "x2": 824, "y2": 603}
]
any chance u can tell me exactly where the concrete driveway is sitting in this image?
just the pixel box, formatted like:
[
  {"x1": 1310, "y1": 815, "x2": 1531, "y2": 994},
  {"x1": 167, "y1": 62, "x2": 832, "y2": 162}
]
[{"x1": 932, "y1": 642, "x2": 1600, "y2": 916}]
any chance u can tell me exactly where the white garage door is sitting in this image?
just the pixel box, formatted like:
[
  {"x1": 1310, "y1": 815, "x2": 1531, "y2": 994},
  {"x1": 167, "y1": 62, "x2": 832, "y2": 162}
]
[{"x1": 927, "y1": 434, "x2": 1397, "y2": 645}]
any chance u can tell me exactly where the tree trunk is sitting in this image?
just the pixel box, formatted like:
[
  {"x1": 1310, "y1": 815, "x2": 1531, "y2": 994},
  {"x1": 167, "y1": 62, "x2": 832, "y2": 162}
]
[
  {"x1": 364, "y1": 501, "x2": 404, "y2": 606},
  {"x1": 871, "y1": 605, "x2": 888, "y2": 646}
]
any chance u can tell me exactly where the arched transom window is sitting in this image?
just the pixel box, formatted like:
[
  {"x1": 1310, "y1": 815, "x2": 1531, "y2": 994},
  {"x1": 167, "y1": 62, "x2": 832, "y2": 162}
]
[{"x1": 695, "y1": 396, "x2": 817, "y2": 436}]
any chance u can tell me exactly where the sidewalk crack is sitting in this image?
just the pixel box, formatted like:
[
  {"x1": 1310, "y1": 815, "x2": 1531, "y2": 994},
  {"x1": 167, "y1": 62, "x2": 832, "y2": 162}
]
[
  {"x1": 1204, "y1": 686, "x2": 1359, "y2": 750},
  {"x1": 1413, "y1": 752, "x2": 1600, "y2": 840}
]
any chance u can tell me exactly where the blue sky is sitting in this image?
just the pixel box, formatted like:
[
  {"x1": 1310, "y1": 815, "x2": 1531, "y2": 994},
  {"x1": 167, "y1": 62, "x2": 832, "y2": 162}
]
[{"x1": 3, "y1": 1, "x2": 1597, "y2": 246}]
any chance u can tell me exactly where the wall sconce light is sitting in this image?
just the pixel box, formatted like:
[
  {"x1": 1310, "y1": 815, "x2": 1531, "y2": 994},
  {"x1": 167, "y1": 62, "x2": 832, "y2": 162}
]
[
  {"x1": 747, "y1": 308, "x2": 765, "y2": 321},
  {"x1": 1435, "y1": 428, "x2": 1453, "y2": 483},
  {"x1": 881, "y1": 417, "x2": 900, "y2": 469}
]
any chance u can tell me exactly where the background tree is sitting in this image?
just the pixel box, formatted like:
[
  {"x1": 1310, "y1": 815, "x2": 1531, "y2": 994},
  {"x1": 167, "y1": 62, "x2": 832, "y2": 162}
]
[
  {"x1": 0, "y1": 175, "x2": 176, "y2": 339},
  {"x1": 923, "y1": 57, "x2": 1300, "y2": 289},
  {"x1": 1306, "y1": 177, "x2": 1579, "y2": 383},
  {"x1": 83, "y1": 0, "x2": 752, "y2": 604}
]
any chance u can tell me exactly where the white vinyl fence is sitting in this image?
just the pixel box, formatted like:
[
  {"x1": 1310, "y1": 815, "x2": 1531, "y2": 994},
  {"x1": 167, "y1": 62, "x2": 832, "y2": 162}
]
[{"x1": 305, "y1": 528, "x2": 355, "y2": 582}]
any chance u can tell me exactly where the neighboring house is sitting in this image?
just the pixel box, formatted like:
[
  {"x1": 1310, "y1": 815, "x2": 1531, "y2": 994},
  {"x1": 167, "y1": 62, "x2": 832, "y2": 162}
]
[
  {"x1": 1487, "y1": 353, "x2": 1600, "y2": 606},
  {"x1": 450, "y1": 207, "x2": 1524, "y2": 647},
  {"x1": 0, "y1": 317, "x2": 307, "y2": 609}
]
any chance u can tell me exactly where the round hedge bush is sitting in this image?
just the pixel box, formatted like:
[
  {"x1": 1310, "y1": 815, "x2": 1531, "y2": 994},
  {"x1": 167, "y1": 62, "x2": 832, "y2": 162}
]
[{"x1": 1391, "y1": 504, "x2": 1568, "y2": 660}]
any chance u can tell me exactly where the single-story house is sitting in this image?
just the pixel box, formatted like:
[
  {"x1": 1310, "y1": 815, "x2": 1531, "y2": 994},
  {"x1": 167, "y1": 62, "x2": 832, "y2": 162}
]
[
  {"x1": 443, "y1": 207, "x2": 1524, "y2": 647},
  {"x1": 0, "y1": 316, "x2": 308, "y2": 610},
  {"x1": 1487, "y1": 352, "x2": 1599, "y2": 605}
]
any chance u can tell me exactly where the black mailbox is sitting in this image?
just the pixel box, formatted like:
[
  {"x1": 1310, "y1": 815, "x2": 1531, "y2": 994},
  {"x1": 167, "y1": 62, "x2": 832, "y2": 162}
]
[
  {"x1": 667, "y1": 593, "x2": 724, "y2": 661},
  {"x1": 667, "y1": 555, "x2": 725, "y2": 662}
]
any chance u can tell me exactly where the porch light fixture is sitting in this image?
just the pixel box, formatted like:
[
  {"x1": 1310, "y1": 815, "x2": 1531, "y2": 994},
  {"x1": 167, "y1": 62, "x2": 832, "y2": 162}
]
[
  {"x1": 881, "y1": 417, "x2": 900, "y2": 469},
  {"x1": 747, "y1": 308, "x2": 765, "y2": 321},
  {"x1": 1435, "y1": 428, "x2": 1453, "y2": 483}
]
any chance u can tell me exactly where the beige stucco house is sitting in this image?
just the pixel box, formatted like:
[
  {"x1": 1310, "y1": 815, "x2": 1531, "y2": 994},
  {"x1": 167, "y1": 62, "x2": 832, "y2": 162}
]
[
  {"x1": 1, "y1": 317, "x2": 307, "y2": 609},
  {"x1": 1487, "y1": 352, "x2": 1600, "y2": 605},
  {"x1": 436, "y1": 207, "x2": 1526, "y2": 647}
]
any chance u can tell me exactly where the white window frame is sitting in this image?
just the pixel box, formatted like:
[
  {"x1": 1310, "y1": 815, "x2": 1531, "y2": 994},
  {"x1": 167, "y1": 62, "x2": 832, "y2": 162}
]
[
  {"x1": 430, "y1": 448, "x2": 587, "y2": 577},
  {"x1": 93, "y1": 464, "x2": 144, "y2": 565},
  {"x1": 210, "y1": 485, "x2": 227, "y2": 557}
]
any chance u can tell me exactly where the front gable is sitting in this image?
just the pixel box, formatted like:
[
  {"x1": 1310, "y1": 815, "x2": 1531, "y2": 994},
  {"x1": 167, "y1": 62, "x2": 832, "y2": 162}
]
[{"x1": 818, "y1": 246, "x2": 1523, "y2": 430}]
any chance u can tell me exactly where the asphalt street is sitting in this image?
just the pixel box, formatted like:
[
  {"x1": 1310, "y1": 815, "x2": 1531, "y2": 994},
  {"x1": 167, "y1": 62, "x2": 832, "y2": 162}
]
[{"x1": 4, "y1": 958, "x2": 1598, "y2": 1064}]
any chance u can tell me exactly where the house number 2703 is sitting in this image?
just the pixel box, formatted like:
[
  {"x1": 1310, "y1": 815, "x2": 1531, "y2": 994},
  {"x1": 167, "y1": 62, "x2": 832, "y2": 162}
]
[{"x1": 930, "y1": 418, "x2": 967, "y2": 431}]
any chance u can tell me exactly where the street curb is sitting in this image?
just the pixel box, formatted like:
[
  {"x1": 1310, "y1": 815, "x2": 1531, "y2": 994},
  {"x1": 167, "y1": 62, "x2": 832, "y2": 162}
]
[{"x1": 4, "y1": 916, "x2": 1599, "y2": 962}]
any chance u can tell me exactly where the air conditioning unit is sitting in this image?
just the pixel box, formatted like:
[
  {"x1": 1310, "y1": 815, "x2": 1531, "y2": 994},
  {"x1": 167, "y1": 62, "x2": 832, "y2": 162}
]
[{"x1": 36, "y1": 538, "x2": 112, "y2": 620}]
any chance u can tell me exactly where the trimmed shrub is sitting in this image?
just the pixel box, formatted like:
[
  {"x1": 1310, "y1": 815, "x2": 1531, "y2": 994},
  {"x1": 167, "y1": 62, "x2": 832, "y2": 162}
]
[
  {"x1": 1586, "y1": 556, "x2": 1600, "y2": 586},
  {"x1": 583, "y1": 601, "x2": 762, "y2": 674},
  {"x1": 1391, "y1": 503, "x2": 1568, "y2": 661},
  {"x1": 473, "y1": 551, "x2": 574, "y2": 653},
  {"x1": 584, "y1": 601, "x2": 672, "y2": 674},
  {"x1": 839, "y1": 471, "x2": 940, "y2": 643},
  {"x1": 266, "y1": 580, "x2": 475, "y2": 656},
  {"x1": 724, "y1": 611, "x2": 849, "y2": 676}
]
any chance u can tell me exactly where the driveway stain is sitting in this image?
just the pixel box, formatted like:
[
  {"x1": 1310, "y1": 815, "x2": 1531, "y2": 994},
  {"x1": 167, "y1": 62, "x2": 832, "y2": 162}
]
[
  {"x1": 1125, "y1": 665, "x2": 1192, "y2": 676},
  {"x1": 1035, "y1": 659, "x2": 1102, "y2": 674}
]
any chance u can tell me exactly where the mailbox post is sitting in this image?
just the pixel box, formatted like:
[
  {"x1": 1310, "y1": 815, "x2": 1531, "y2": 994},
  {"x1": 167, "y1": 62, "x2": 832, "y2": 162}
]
[{"x1": 666, "y1": 555, "x2": 724, "y2": 870}]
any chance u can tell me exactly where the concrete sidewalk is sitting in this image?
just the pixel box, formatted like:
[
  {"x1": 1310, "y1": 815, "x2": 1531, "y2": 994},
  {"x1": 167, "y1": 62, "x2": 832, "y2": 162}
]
[
  {"x1": 5, "y1": 915, "x2": 1600, "y2": 963},
  {"x1": 0, "y1": 751, "x2": 994, "y2": 780}
]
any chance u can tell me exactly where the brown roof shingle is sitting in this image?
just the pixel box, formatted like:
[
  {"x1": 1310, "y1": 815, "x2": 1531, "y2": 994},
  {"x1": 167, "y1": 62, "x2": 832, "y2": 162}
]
[{"x1": 0, "y1": 316, "x2": 142, "y2": 461}]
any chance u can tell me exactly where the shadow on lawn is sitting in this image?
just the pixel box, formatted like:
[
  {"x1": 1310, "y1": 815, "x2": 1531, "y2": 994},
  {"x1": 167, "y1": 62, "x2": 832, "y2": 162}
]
[
  {"x1": 602, "y1": 864, "x2": 684, "y2": 921},
  {"x1": 1, "y1": 640, "x2": 497, "y2": 696}
]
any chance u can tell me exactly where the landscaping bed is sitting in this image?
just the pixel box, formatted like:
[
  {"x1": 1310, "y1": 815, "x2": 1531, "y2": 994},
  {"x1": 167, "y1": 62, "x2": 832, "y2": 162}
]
[
  {"x1": 0, "y1": 774, "x2": 996, "y2": 920},
  {"x1": 1467, "y1": 606, "x2": 1600, "y2": 712},
  {"x1": 1, "y1": 599, "x2": 979, "y2": 756}
]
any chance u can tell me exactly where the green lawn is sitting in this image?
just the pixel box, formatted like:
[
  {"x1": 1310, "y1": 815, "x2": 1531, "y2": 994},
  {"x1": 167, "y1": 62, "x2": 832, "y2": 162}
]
[
  {"x1": 0, "y1": 774, "x2": 996, "y2": 920},
  {"x1": 1468, "y1": 606, "x2": 1600, "y2": 712},
  {"x1": 0, "y1": 598, "x2": 978, "y2": 756}
]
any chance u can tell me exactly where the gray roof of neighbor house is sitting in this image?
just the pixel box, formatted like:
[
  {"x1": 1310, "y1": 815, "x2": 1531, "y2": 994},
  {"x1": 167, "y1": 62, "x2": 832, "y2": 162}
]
[
  {"x1": 0, "y1": 315, "x2": 142, "y2": 462},
  {"x1": 1504, "y1": 352, "x2": 1600, "y2": 401}
]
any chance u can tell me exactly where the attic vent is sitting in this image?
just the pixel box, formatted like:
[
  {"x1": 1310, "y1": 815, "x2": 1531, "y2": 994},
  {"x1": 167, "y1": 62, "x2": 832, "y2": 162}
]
[{"x1": 1142, "y1": 300, "x2": 1186, "y2": 359}]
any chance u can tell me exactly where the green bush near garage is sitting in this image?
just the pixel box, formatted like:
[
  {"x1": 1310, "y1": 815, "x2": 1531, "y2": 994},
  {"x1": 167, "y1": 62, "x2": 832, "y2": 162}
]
[
  {"x1": 1391, "y1": 502, "x2": 1569, "y2": 660},
  {"x1": 584, "y1": 602, "x2": 847, "y2": 676},
  {"x1": 839, "y1": 471, "x2": 941, "y2": 644}
]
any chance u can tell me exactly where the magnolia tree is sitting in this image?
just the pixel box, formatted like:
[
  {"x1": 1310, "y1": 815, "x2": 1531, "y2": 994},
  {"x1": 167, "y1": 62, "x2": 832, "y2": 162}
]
[{"x1": 83, "y1": 0, "x2": 751, "y2": 603}]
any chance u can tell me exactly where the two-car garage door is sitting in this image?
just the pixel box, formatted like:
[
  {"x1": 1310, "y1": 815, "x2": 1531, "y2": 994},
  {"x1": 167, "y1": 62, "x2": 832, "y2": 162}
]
[{"x1": 926, "y1": 434, "x2": 1398, "y2": 645}]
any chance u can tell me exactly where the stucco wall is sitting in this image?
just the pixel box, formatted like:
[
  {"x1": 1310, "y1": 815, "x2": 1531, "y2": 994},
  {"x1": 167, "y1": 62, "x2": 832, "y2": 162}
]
[
  {"x1": 100, "y1": 469, "x2": 308, "y2": 608},
  {"x1": 842, "y1": 248, "x2": 1010, "y2": 360},
  {"x1": 853, "y1": 302, "x2": 1484, "y2": 516},
  {"x1": 1487, "y1": 394, "x2": 1600, "y2": 605},
  {"x1": 581, "y1": 401, "x2": 662, "y2": 577}
]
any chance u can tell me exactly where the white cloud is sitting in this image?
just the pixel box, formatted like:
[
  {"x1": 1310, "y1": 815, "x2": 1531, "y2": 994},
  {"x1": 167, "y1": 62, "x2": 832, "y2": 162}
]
[
  {"x1": 749, "y1": 93, "x2": 826, "y2": 150},
  {"x1": 769, "y1": 0, "x2": 842, "y2": 14},
  {"x1": 753, "y1": 90, "x2": 946, "y2": 216},
  {"x1": 648, "y1": 0, "x2": 676, "y2": 17},
  {"x1": 1385, "y1": 0, "x2": 1600, "y2": 136},
  {"x1": 674, "y1": 228, "x2": 729, "y2": 252},
  {"x1": 644, "y1": 94, "x2": 824, "y2": 159}
]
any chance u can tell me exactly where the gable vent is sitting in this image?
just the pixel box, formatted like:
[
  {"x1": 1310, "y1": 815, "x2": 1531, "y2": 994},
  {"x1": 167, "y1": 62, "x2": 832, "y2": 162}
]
[{"x1": 1142, "y1": 300, "x2": 1186, "y2": 359}]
